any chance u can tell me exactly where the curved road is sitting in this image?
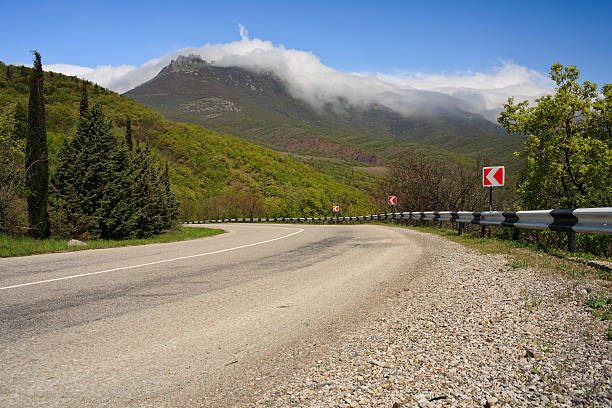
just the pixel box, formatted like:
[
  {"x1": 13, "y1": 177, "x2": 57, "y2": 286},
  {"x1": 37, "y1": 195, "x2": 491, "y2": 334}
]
[{"x1": 0, "y1": 223, "x2": 424, "y2": 407}]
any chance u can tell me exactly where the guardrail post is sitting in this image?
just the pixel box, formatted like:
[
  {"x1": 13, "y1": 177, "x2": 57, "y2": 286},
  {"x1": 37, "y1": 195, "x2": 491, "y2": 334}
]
[
  {"x1": 568, "y1": 230, "x2": 576, "y2": 253},
  {"x1": 458, "y1": 223, "x2": 463, "y2": 235},
  {"x1": 512, "y1": 227, "x2": 519, "y2": 241},
  {"x1": 480, "y1": 225, "x2": 486, "y2": 238}
]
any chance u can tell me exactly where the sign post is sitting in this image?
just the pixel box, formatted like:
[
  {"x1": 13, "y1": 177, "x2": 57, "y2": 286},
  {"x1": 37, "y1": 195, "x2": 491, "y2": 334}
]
[
  {"x1": 332, "y1": 205, "x2": 340, "y2": 224},
  {"x1": 387, "y1": 196, "x2": 397, "y2": 223},
  {"x1": 482, "y1": 166, "x2": 505, "y2": 237},
  {"x1": 482, "y1": 166, "x2": 504, "y2": 210}
]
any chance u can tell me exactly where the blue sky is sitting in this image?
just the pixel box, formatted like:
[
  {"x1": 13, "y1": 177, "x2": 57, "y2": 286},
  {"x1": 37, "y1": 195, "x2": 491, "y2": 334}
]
[{"x1": 1, "y1": 0, "x2": 611, "y2": 86}]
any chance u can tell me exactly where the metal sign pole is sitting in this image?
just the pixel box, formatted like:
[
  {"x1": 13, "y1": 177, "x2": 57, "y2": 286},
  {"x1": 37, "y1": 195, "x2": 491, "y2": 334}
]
[{"x1": 487, "y1": 187, "x2": 493, "y2": 238}]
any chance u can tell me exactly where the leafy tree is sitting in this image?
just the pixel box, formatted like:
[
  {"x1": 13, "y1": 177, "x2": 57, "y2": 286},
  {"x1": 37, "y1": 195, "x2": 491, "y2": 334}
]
[
  {"x1": 26, "y1": 51, "x2": 49, "y2": 238},
  {"x1": 0, "y1": 105, "x2": 26, "y2": 231},
  {"x1": 13, "y1": 103, "x2": 27, "y2": 139},
  {"x1": 499, "y1": 63, "x2": 611, "y2": 209},
  {"x1": 383, "y1": 151, "x2": 487, "y2": 212}
]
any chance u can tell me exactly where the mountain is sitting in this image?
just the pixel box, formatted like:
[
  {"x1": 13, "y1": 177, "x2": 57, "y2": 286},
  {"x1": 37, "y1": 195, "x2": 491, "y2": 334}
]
[
  {"x1": 124, "y1": 55, "x2": 524, "y2": 166},
  {"x1": 0, "y1": 62, "x2": 376, "y2": 220}
]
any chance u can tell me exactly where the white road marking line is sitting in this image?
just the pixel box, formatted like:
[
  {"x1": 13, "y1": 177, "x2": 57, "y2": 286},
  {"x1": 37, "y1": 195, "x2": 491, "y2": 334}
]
[{"x1": 0, "y1": 228, "x2": 304, "y2": 291}]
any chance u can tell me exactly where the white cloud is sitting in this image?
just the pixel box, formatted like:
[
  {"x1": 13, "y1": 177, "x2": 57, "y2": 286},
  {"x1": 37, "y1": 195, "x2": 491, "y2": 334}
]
[
  {"x1": 368, "y1": 63, "x2": 553, "y2": 121},
  {"x1": 43, "y1": 26, "x2": 554, "y2": 122}
]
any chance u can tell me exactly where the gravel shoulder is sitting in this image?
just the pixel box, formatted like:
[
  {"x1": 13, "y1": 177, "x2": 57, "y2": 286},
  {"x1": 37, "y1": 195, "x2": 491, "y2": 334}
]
[{"x1": 250, "y1": 228, "x2": 611, "y2": 408}]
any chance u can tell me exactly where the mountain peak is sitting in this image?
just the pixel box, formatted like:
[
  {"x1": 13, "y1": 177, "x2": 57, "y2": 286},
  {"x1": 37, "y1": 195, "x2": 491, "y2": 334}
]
[{"x1": 162, "y1": 54, "x2": 210, "y2": 74}]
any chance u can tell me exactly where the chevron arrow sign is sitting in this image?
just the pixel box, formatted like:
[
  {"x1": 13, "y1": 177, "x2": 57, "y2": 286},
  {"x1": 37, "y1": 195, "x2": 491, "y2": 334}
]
[{"x1": 483, "y1": 166, "x2": 504, "y2": 187}]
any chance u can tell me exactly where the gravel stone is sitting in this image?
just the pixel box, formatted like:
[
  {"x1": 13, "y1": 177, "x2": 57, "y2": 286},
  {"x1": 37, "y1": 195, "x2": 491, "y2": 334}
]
[{"x1": 249, "y1": 229, "x2": 611, "y2": 407}]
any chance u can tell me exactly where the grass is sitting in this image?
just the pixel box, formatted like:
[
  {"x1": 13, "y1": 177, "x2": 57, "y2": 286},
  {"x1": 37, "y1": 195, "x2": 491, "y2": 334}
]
[
  {"x1": 585, "y1": 292, "x2": 612, "y2": 321},
  {"x1": 584, "y1": 292, "x2": 612, "y2": 341},
  {"x1": 395, "y1": 223, "x2": 612, "y2": 282},
  {"x1": 0, "y1": 226, "x2": 224, "y2": 257}
]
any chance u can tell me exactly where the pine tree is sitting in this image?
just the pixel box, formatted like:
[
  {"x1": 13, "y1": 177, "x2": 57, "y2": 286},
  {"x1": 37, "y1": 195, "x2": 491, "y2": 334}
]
[
  {"x1": 125, "y1": 117, "x2": 133, "y2": 151},
  {"x1": 50, "y1": 104, "x2": 117, "y2": 238},
  {"x1": 25, "y1": 51, "x2": 49, "y2": 238},
  {"x1": 128, "y1": 145, "x2": 165, "y2": 237},
  {"x1": 96, "y1": 143, "x2": 135, "y2": 239},
  {"x1": 50, "y1": 105, "x2": 179, "y2": 239},
  {"x1": 79, "y1": 81, "x2": 88, "y2": 118},
  {"x1": 49, "y1": 131, "x2": 83, "y2": 237},
  {"x1": 6, "y1": 65, "x2": 11, "y2": 80}
]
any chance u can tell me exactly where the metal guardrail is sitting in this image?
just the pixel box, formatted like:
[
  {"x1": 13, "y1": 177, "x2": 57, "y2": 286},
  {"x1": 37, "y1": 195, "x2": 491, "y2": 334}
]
[{"x1": 186, "y1": 208, "x2": 611, "y2": 251}]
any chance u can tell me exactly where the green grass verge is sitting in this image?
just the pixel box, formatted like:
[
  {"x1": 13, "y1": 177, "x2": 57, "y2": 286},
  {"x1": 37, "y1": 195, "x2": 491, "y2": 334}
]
[
  {"x1": 0, "y1": 226, "x2": 225, "y2": 258},
  {"x1": 376, "y1": 222, "x2": 611, "y2": 281}
]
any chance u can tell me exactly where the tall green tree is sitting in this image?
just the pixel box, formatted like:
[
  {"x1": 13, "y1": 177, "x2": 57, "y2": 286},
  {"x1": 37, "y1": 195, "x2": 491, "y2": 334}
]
[
  {"x1": 125, "y1": 117, "x2": 133, "y2": 151},
  {"x1": 96, "y1": 143, "x2": 135, "y2": 239},
  {"x1": 160, "y1": 161, "x2": 179, "y2": 228},
  {"x1": 498, "y1": 63, "x2": 612, "y2": 209},
  {"x1": 50, "y1": 104, "x2": 117, "y2": 238},
  {"x1": 79, "y1": 81, "x2": 88, "y2": 118},
  {"x1": 128, "y1": 144, "x2": 161, "y2": 237},
  {"x1": 25, "y1": 51, "x2": 49, "y2": 238},
  {"x1": 13, "y1": 103, "x2": 27, "y2": 140},
  {"x1": 0, "y1": 104, "x2": 26, "y2": 232}
]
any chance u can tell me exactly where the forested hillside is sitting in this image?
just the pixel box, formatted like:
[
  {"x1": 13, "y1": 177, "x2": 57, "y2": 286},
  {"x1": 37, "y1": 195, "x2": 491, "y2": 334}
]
[{"x1": 0, "y1": 62, "x2": 376, "y2": 224}]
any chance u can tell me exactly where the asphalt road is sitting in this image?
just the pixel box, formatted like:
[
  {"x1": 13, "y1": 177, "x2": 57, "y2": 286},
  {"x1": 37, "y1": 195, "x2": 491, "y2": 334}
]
[{"x1": 0, "y1": 223, "x2": 424, "y2": 407}]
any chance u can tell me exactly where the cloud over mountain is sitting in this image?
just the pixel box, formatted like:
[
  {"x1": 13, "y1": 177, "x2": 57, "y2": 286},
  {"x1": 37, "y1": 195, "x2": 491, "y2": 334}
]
[{"x1": 45, "y1": 26, "x2": 553, "y2": 122}]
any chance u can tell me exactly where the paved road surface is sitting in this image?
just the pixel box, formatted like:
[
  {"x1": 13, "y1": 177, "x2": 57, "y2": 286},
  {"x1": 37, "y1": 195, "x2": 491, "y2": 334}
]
[{"x1": 0, "y1": 224, "x2": 424, "y2": 407}]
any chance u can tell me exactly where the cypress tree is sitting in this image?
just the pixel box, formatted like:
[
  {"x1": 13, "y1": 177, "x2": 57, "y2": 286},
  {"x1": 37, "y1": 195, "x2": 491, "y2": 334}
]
[
  {"x1": 125, "y1": 117, "x2": 133, "y2": 151},
  {"x1": 79, "y1": 81, "x2": 88, "y2": 118},
  {"x1": 6, "y1": 65, "x2": 11, "y2": 80},
  {"x1": 26, "y1": 51, "x2": 49, "y2": 238}
]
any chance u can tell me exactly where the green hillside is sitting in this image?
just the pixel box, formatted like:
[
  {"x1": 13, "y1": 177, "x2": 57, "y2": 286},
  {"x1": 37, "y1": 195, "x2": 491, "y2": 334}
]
[{"x1": 0, "y1": 62, "x2": 377, "y2": 220}]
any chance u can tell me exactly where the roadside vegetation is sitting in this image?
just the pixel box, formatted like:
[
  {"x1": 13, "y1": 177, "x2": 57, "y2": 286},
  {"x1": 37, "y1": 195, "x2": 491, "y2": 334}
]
[
  {"x1": 379, "y1": 63, "x2": 611, "y2": 256},
  {"x1": 403, "y1": 223, "x2": 610, "y2": 280},
  {"x1": 0, "y1": 226, "x2": 223, "y2": 257}
]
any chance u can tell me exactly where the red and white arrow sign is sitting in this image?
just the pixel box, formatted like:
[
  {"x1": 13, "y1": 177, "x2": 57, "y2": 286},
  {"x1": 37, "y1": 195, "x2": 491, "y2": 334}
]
[
  {"x1": 332, "y1": 205, "x2": 340, "y2": 212},
  {"x1": 483, "y1": 166, "x2": 504, "y2": 187},
  {"x1": 388, "y1": 196, "x2": 397, "y2": 206}
]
